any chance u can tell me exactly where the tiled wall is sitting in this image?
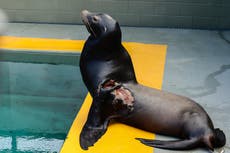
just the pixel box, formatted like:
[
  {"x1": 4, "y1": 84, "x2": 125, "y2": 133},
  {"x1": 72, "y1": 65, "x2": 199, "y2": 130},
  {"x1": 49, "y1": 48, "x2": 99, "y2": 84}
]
[{"x1": 0, "y1": 0, "x2": 229, "y2": 29}]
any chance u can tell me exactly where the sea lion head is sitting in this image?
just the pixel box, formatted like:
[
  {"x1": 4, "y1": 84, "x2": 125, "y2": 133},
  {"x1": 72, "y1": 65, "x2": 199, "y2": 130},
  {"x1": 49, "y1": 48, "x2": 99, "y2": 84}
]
[{"x1": 81, "y1": 10, "x2": 121, "y2": 43}]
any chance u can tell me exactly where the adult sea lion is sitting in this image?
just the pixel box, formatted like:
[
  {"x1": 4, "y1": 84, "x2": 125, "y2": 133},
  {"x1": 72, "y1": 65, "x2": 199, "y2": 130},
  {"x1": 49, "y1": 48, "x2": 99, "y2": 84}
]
[
  {"x1": 79, "y1": 10, "x2": 226, "y2": 151},
  {"x1": 80, "y1": 10, "x2": 137, "y2": 149}
]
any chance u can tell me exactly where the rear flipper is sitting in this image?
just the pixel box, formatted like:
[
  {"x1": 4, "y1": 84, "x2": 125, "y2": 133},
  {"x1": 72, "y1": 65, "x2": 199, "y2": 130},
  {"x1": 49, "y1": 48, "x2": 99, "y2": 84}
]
[
  {"x1": 135, "y1": 138, "x2": 202, "y2": 150},
  {"x1": 136, "y1": 129, "x2": 226, "y2": 151},
  {"x1": 213, "y1": 128, "x2": 226, "y2": 148}
]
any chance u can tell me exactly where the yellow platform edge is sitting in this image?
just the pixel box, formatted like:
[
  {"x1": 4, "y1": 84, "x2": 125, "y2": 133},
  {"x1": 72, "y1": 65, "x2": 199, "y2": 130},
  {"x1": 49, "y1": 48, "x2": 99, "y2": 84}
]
[{"x1": 0, "y1": 36, "x2": 84, "y2": 52}]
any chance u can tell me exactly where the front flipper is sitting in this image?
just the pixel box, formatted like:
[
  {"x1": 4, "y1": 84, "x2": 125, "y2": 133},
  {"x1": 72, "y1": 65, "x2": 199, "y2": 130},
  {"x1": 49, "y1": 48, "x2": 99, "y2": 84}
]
[
  {"x1": 79, "y1": 97, "x2": 113, "y2": 150},
  {"x1": 80, "y1": 121, "x2": 108, "y2": 150}
]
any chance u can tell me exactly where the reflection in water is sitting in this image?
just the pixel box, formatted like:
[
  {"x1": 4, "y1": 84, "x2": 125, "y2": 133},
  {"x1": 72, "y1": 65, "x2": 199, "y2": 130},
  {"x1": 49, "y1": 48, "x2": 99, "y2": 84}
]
[
  {"x1": 17, "y1": 137, "x2": 63, "y2": 152},
  {"x1": 0, "y1": 136, "x2": 11, "y2": 150},
  {"x1": 0, "y1": 135, "x2": 64, "y2": 152}
]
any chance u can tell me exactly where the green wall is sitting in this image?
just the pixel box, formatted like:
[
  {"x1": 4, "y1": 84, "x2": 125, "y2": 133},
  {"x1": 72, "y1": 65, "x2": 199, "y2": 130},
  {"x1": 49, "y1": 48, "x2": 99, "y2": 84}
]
[{"x1": 0, "y1": 0, "x2": 229, "y2": 29}]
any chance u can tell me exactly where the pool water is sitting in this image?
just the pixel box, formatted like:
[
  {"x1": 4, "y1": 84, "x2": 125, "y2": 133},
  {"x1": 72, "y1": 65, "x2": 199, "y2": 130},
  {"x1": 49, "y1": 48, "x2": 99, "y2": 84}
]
[{"x1": 0, "y1": 60, "x2": 87, "y2": 152}]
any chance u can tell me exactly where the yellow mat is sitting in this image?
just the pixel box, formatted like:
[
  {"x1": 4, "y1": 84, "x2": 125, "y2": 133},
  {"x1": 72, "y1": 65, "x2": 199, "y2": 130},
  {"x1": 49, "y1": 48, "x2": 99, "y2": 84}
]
[
  {"x1": 0, "y1": 36, "x2": 84, "y2": 52},
  {"x1": 61, "y1": 42, "x2": 167, "y2": 153},
  {"x1": 0, "y1": 36, "x2": 167, "y2": 153}
]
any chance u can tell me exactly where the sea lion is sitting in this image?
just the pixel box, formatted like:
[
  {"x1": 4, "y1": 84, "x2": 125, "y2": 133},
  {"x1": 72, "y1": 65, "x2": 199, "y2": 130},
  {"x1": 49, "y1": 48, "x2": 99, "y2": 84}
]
[
  {"x1": 79, "y1": 10, "x2": 137, "y2": 149},
  {"x1": 79, "y1": 10, "x2": 226, "y2": 151}
]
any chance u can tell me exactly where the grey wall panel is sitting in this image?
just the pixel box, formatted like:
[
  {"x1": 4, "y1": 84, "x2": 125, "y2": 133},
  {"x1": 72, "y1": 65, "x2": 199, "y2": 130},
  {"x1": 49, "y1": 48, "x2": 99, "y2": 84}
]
[{"x1": 0, "y1": 0, "x2": 229, "y2": 29}]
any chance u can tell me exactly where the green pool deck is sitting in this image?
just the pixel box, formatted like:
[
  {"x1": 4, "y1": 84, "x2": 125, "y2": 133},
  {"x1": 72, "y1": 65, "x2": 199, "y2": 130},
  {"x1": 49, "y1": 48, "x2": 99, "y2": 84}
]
[{"x1": 0, "y1": 23, "x2": 230, "y2": 153}]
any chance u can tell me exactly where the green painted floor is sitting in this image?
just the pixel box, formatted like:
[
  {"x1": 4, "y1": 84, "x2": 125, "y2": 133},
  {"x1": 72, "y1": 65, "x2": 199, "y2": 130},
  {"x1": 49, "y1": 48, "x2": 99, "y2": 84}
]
[{"x1": 1, "y1": 23, "x2": 230, "y2": 153}]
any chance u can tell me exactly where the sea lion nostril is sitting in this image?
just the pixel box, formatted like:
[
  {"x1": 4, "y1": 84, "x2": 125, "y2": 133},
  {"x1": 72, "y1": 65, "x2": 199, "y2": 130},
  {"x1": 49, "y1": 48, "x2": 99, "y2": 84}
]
[{"x1": 92, "y1": 16, "x2": 99, "y2": 22}]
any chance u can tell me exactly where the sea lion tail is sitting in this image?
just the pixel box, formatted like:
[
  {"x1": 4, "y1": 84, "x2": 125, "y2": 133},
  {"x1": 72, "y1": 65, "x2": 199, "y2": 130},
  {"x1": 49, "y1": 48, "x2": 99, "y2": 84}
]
[{"x1": 135, "y1": 138, "x2": 202, "y2": 150}]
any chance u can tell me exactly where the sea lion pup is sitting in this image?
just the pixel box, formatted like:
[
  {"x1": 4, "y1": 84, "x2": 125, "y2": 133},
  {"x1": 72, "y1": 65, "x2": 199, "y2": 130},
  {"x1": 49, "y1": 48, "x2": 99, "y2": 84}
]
[
  {"x1": 99, "y1": 79, "x2": 226, "y2": 151},
  {"x1": 80, "y1": 10, "x2": 137, "y2": 149}
]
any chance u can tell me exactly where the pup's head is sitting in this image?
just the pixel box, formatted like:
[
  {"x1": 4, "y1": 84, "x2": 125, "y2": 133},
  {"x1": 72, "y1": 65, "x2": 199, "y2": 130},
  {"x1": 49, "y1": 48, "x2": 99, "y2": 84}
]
[{"x1": 81, "y1": 10, "x2": 121, "y2": 43}]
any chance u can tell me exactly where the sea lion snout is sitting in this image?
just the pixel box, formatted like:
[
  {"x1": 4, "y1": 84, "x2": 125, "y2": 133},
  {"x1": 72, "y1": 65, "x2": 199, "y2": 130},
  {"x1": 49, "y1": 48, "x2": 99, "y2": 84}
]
[
  {"x1": 81, "y1": 10, "x2": 90, "y2": 17},
  {"x1": 81, "y1": 10, "x2": 90, "y2": 24},
  {"x1": 80, "y1": 10, "x2": 120, "y2": 39},
  {"x1": 81, "y1": 10, "x2": 99, "y2": 24}
]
